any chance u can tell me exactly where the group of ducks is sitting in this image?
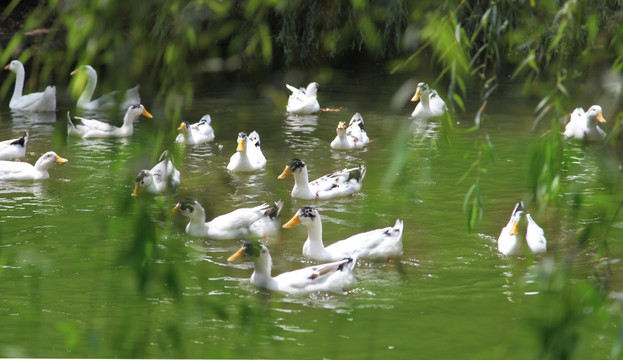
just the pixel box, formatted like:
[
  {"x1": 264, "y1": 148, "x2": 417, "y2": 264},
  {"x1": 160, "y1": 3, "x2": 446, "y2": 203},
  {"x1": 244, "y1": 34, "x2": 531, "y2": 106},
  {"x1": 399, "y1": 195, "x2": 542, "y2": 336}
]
[{"x1": 1, "y1": 59, "x2": 607, "y2": 293}]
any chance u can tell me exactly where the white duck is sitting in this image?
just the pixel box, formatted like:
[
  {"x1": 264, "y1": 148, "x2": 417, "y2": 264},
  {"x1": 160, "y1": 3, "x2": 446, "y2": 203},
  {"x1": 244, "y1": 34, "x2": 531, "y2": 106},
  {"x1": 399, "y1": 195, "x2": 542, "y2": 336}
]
[
  {"x1": 525, "y1": 213, "x2": 547, "y2": 254},
  {"x1": 410, "y1": 82, "x2": 447, "y2": 119},
  {"x1": 132, "y1": 150, "x2": 181, "y2": 196},
  {"x1": 0, "y1": 151, "x2": 67, "y2": 180},
  {"x1": 173, "y1": 199, "x2": 282, "y2": 240},
  {"x1": 67, "y1": 104, "x2": 152, "y2": 139},
  {"x1": 283, "y1": 207, "x2": 404, "y2": 261},
  {"x1": 563, "y1": 105, "x2": 606, "y2": 141},
  {"x1": 0, "y1": 130, "x2": 29, "y2": 160},
  {"x1": 228, "y1": 240, "x2": 357, "y2": 295},
  {"x1": 70, "y1": 65, "x2": 141, "y2": 111},
  {"x1": 175, "y1": 114, "x2": 215, "y2": 144},
  {"x1": 286, "y1": 82, "x2": 320, "y2": 114},
  {"x1": 277, "y1": 158, "x2": 366, "y2": 200},
  {"x1": 497, "y1": 202, "x2": 523, "y2": 256},
  {"x1": 330, "y1": 112, "x2": 370, "y2": 149},
  {"x1": 226, "y1": 131, "x2": 267, "y2": 172},
  {"x1": 4, "y1": 60, "x2": 56, "y2": 111}
]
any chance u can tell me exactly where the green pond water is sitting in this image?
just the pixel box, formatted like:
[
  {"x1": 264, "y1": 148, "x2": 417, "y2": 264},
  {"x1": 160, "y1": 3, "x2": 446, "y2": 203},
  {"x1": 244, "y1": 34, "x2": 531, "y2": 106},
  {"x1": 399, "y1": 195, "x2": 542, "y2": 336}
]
[{"x1": 0, "y1": 69, "x2": 622, "y2": 359}]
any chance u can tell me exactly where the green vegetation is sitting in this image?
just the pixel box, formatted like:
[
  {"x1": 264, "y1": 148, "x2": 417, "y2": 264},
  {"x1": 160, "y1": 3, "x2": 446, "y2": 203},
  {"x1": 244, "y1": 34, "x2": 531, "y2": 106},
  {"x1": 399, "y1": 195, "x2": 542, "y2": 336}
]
[{"x1": 2, "y1": 0, "x2": 623, "y2": 358}]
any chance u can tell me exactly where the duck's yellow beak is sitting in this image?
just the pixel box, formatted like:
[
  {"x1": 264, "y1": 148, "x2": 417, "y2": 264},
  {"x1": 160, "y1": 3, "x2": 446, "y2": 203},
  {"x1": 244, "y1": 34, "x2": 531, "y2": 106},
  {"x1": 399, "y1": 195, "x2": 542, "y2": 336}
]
[
  {"x1": 55, "y1": 155, "x2": 68, "y2": 163},
  {"x1": 282, "y1": 213, "x2": 301, "y2": 228},
  {"x1": 410, "y1": 88, "x2": 421, "y2": 102},
  {"x1": 177, "y1": 122, "x2": 187, "y2": 131},
  {"x1": 597, "y1": 113, "x2": 606, "y2": 123},
  {"x1": 510, "y1": 221, "x2": 519, "y2": 235},
  {"x1": 142, "y1": 109, "x2": 153, "y2": 118},
  {"x1": 337, "y1": 122, "x2": 345, "y2": 130},
  {"x1": 4, "y1": 64, "x2": 11, "y2": 70},
  {"x1": 172, "y1": 203, "x2": 180, "y2": 214},
  {"x1": 236, "y1": 138, "x2": 245, "y2": 152},
  {"x1": 277, "y1": 165, "x2": 291, "y2": 179},
  {"x1": 132, "y1": 185, "x2": 140, "y2": 197},
  {"x1": 227, "y1": 247, "x2": 246, "y2": 262},
  {"x1": 70, "y1": 68, "x2": 79, "y2": 76}
]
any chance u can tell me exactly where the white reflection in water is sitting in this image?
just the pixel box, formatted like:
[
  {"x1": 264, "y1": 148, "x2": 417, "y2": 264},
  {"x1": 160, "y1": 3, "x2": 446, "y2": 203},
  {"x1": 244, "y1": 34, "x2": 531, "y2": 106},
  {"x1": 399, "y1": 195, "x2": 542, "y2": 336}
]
[{"x1": 283, "y1": 114, "x2": 322, "y2": 151}]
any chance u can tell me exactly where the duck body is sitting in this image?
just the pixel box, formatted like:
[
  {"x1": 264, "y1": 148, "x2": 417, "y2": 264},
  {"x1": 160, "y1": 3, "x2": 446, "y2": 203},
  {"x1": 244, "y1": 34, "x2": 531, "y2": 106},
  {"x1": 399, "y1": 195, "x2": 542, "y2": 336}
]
[
  {"x1": 175, "y1": 115, "x2": 215, "y2": 144},
  {"x1": 4, "y1": 60, "x2": 56, "y2": 111},
  {"x1": 525, "y1": 213, "x2": 547, "y2": 254},
  {"x1": 0, "y1": 151, "x2": 67, "y2": 180},
  {"x1": 410, "y1": 82, "x2": 447, "y2": 119},
  {"x1": 278, "y1": 158, "x2": 366, "y2": 200},
  {"x1": 497, "y1": 203, "x2": 523, "y2": 256},
  {"x1": 286, "y1": 82, "x2": 320, "y2": 114},
  {"x1": 0, "y1": 131, "x2": 29, "y2": 160},
  {"x1": 174, "y1": 200, "x2": 282, "y2": 240},
  {"x1": 228, "y1": 240, "x2": 357, "y2": 295},
  {"x1": 67, "y1": 104, "x2": 152, "y2": 139},
  {"x1": 563, "y1": 106, "x2": 606, "y2": 141},
  {"x1": 284, "y1": 207, "x2": 404, "y2": 261},
  {"x1": 227, "y1": 131, "x2": 266, "y2": 172},
  {"x1": 330, "y1": 113, "x2": 370, "y2": 149},
  {"x1": 71, "y1": 65, "x2": 140, "y2": 111},
  {"x1": 133, "y1": 150, "x2": 180, "y2": 196}
]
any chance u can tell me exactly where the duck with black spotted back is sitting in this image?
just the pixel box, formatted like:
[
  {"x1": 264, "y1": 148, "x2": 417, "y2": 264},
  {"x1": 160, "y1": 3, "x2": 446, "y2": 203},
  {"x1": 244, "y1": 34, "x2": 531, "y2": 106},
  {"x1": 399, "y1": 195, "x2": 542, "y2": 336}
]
[
  {"x1": 228, "y1": 240, "x2": 357, "y2": 295},
  {"x1": 277, "y1": 158, "x2": 366, "y2": 200}
]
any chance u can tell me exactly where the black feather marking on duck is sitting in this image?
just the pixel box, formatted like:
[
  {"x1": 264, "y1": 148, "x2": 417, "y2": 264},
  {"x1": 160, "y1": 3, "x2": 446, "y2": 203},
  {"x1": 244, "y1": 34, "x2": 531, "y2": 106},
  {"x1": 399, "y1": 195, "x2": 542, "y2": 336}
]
[
  {"x1": 265, "y1": 201, "x2": 283, "y2": 219},
  {"x1": 135, "y1": 170, "x2": 149, "y2": 183},
  {"x1": 300, "y1": 206, "x2": 316, "y2": 219},
  {"x1": 10, "y1": 132, "x2": 27, "y2": 146},
  {"x1": 347, "y1": 168, "x2": 362, "y2": 181},
  {"x1": 238, "y1": 132, "x2": 248, "y2": 139},
  {"x1": 288, "y1": 158, "x2": 306, "y2": 172},
  {"x1": 337, "y1": 257, "x2": 353, "y2": 271},
  {"x1": 177, "y1": 199, "x2": 196, "y2": 213}
]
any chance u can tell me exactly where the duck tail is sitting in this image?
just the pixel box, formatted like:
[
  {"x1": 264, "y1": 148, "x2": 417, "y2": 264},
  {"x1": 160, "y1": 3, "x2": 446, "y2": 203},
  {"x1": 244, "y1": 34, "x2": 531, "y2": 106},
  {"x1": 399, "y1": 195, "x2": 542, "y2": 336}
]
[
  {"x1": 264, "y1": 200, "x2": 283, "y2": 219},
  {"x1": 66, "y1": 111, "x2": 77, "y2": 134}
]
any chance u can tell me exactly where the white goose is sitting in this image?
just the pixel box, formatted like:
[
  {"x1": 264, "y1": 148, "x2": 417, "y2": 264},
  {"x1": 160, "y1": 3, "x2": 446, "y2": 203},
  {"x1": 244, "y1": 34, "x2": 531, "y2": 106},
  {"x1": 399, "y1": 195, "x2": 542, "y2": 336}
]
[
  {"x1": 175, "y1": 114, "x2": 215, "y2": 145},
  {"x1": 4, "y1": 60, "x2": 56, "y2": 111},
  {"x1": 563, "y1": 105, "x2": 606, "y2": 141},
  {"x1": 226, "y1": 131, "x2": 267, "y2": 172},
  {"x1": 330, "y1": 112, "x2": 370, "y2": 149},
  {"x1": 132, "y1": 150, "x2": 181, "y2": 196},
  {"x1": 0, "y1": 130, "x2": 29, "y2": 161},
  {"x1": 286, "y1": 82, "x2": 320, "y2": 114},
  {"x1": 67, "y1": 104, "x2": 152, "y2": 139},
  {"x1": 173, "y1": 199, "x2": 282, "y2": 240},
  {"x1": 70, "y1": 65, "x2": 141, "y2": 111},
  {"x1": 283, "y1": 207, "x2": 404, "y2": 261},
  {"x1": 277, "y1": 158, "x2": 366, "y2": 200},
  {"x1": 228, "y1": 240, "x2": 357, "y2": 295},
  {"x1": 0, "y1": 151, "x2": 67, "y2": 180},
  {"x1": 410, "y1": 82, "x2": 447, "y2": 119},
  {"x1": 497, "y1": 203, "x2": 523, "y2": 256}
]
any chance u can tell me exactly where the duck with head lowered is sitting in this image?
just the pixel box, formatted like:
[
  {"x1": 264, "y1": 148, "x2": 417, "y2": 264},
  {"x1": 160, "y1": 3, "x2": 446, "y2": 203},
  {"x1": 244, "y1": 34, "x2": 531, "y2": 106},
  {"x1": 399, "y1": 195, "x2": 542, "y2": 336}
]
[
  {"x1": 278, "y1": 158, "x2": 366, "y2": 200},
  {"x1": 67, "y1": 104, "x2": 152, "y2": 139},
  {"x1": 228, "y1": 240, "x2": 357, "y2": 295},
  {"x1": 286, "y1": 82, "x2": 320, "y2": 114},
  {"x1": 133, "y1": 150, "x2": 180, "y2": 196},
  {"x1": 173, "y1": 199, "x2": 283, "y2": 240},
  {"x1": 0, "y1": 130, "x2": 29, "y2": 161},
  {"x1": 4, "y1": 60, "x2": 56, "y2": 112}
]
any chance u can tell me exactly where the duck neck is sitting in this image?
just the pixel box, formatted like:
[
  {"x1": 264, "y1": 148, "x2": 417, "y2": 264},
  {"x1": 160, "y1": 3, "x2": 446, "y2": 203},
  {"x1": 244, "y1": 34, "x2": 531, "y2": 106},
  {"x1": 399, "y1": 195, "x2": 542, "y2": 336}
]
[
  {"x1": 305, "y1": 218, "x2": 327, "y2": 254},
  {"x1": 419, "y1": 91, "x2": 431, "y2": 109},
  {"x1": 187, "y1": 204, "x2": 208, "y2": 229},
  {"x1": 121, "y1": 111, "x2": 137, "y2": 130},
  {"x1": 10, "y1": 64, "x2": 25, "y2": 101},
  {"x1": 292, "y1": 167, "x2": 314, "y2": 197},
  {"x1": 78, "y1": 69, "x2": 97, "y2": 104}
]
